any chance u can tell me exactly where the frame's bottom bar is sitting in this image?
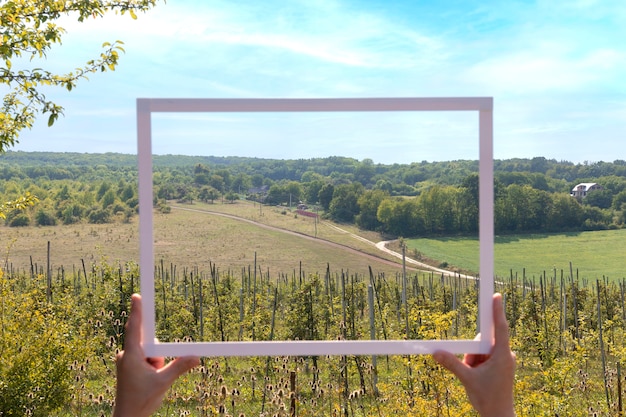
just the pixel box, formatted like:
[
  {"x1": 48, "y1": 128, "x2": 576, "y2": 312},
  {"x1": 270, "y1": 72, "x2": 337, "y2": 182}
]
[{"x1": 144, "y1": 339, "x2": 487, "y2": 358}]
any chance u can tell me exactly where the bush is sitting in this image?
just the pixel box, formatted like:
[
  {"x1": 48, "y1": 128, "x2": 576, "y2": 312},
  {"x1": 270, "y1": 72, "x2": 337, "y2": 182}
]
[
  {"x1": 87, "y1": 208, "x2": 111, "y2": 224},
  {"x1": 0, "y1": 274, "x2": 86, "y2": 416},
  {"x1": 35, "y1": 209, "x2": 57, "y2": 226},
  {"x1": 158, "y1": 201, "x2": 171, "y2": 213},
  {"x1": 8, "y1": 213, "x2": 30, "y2": 227},
  {"x1": 111, "y1": 202, "x2": 127, "y2": 214},
  {"x1": 58, "y1": 202, "x2": 85, "y2": 225}
]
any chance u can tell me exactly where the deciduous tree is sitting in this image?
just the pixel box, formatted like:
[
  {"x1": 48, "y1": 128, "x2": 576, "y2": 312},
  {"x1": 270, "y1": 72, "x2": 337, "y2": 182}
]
[{"x1": 1, "y1": 0, "x2": 160, "y2": 152}]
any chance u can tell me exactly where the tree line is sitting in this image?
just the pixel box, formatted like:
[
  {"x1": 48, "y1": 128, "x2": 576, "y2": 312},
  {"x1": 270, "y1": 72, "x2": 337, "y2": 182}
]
[{"x1": 1, "y1": 151, "x2": 625, "y2": 235}]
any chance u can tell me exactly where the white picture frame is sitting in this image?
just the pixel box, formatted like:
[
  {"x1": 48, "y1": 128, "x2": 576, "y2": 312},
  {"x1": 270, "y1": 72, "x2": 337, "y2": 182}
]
[{"x1": 137, "y1": 97, "x2": 494, "y2": 357}]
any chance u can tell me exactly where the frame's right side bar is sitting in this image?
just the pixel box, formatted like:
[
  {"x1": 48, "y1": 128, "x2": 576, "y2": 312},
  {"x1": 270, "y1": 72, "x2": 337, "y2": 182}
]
[{"x1": 478, "y1": 99, "x2": 494, "y2": 353}]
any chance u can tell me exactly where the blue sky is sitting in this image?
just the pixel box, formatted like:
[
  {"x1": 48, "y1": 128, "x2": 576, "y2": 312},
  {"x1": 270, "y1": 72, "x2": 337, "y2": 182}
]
[{"x1": 11, "y1": 0, "x2": 626, "y2": 164}]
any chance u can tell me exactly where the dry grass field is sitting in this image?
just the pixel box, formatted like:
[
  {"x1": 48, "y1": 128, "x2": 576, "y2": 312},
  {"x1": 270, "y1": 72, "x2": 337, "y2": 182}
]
[{"x1": 2, "y1": 200, "x2": 407, "y2": 277}]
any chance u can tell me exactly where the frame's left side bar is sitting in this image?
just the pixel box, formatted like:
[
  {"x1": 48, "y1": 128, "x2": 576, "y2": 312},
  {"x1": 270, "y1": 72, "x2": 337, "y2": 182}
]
[{"x1": 137, "y1": 99, "x2": 157, "y2": 356}]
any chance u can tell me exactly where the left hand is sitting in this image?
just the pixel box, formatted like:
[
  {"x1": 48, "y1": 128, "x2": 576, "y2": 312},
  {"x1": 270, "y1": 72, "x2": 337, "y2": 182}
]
[{"x1": 112, "y1": 293, "x2": 200, "y2": 417}]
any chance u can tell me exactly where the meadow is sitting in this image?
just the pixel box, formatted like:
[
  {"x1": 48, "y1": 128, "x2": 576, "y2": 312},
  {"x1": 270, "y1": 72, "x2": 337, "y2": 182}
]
[
  {"x1": 3, "y1": 200, "x2": 405, "y2": 279},
  {"x1": 3, "y1": 200, "x2": 626, "y2": 416},
  {"x1": 406, "y1": 229, "x2": 626, "y2": 282}
]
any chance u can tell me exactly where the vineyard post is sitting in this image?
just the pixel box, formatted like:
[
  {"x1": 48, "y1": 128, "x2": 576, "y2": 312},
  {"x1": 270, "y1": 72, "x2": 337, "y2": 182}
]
[
  {"x1": 325, "y1": 263, "x2": 330, "y2": 296},
  {"x1": 238, "y1": 287, "x2": 244, "y2": 340},
  {"x1": 453, "y1": 274, "x2": 458, "y2": 337},
  {"x1": 369, "y1": 267, "x2": 390, "y2": 371},
  {"x1": 619, "y1": 278, "x2": 626, "y2": 322},
  {"x1": 198, "y1": 272, "x2": 203, "y2": 340},
  {"x1": 401, "y1": 242, "x2": 407, "y2": 308},
  {"x1": 571, "y1": 262, "x2": 580, "y2": 344},
  {"x1": 561, "y1": 271, "x2": 567, "y2": 354},
  {"x1": 597, "y1": 279, "x2": 611, "y2": 410},
  {"x1": 368, "y1": 284, "x2": 379, "y2": 396},
  {"x1": 509, "y1": 269, "x2": 517, "y2": 336},
  {"x1": 350, "y1": 275, "x2": 367, "y2": 394},
  {"x1": 540, "y1": 275, "x2": 551, "y2": 366},
  {"x1": 46, "y1": 241, "x2": 51, "y2": 303},
  {"x1": 252, "y1": 252, "x2": 258, "y2": 341},
  {"x1": 603, "y1": 277, "x2": 615, "y2": 346},
  {"x1": 290, "y1": 371, "x2": 297, "y2": 417},
  {"x1": 118, "y1": 266, "x2": 124, "y2": 317},
  {"x1": 618, "y1": 362, "x2": 623, "y2": 416},
  {"x1": 247, "y1": 265, "x2": 251, "y2": 294},
  {"x1": 429, "y1": 272, "x2": 433, "y2": 302},
  {"x1": 72, "y1": 265, "x2": 78, "y2": 295},
  {"x1": 81, "y1": 258, "x2": 88, "y2": 286},
  {"x1": 190, "y1": 271, "x2": 197, "y2": 325},
  {"x1": 160, "y1": 259, "x2": 167, "y2": 325},
  {"x1": 341, "y1": 272, "x2": 349, "y2": 417},
  {"x1": 261, "y1": 287, "x2": 279, "y2": 414},
  {"x1": 326, "y1": 264, "x2": 335, "y2": 317},
  {"x1": 210, "y1": 264, "x2": 226, "y2": 343},
  {"x1": 130, "y1": 269, "x2": 134, "y2": 295}
]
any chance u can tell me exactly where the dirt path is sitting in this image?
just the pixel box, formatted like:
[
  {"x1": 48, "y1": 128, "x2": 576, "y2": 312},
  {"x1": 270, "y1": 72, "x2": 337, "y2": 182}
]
[
  {"x1": 173, "y1": 205, "x2": 480, "y2": 278},
  {"x1": 374, "y1": 240, "x2": 477, "y2": 279},
  {"x1": 173, "y1": 206, "x2": 419, "y2": 271}
]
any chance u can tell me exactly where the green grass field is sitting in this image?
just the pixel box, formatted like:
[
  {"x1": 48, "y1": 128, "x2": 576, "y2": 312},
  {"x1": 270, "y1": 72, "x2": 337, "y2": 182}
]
[{"x1": 406, "y1": 229, "x2": 626, "y2": 280}]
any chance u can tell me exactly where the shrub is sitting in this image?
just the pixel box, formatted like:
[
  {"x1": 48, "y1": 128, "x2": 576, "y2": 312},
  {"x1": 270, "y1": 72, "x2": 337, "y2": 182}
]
[
  {"x1": 8, "y1": 213, "x2": 30, "y2": 227},
  {"x1": 87, "y1": 208, "x2": 111, "y2": 224},
  {"x1": 35, "y1": 209, "x2": 57, "y2": 226},
  {"x1": 0, "y1": 274, "x2": 87, "y2": 416}
]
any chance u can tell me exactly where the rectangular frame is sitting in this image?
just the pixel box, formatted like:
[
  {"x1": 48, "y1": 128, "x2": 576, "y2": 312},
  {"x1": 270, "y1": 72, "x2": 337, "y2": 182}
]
[{"x1": 137, "y1": 97, "x2": 494, "y2": 357}]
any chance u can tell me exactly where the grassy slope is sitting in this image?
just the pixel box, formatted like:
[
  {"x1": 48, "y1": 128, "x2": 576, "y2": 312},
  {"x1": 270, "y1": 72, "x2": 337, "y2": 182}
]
[{"x1": 406, "y1": 229, "x2": 626, "y2": 280}]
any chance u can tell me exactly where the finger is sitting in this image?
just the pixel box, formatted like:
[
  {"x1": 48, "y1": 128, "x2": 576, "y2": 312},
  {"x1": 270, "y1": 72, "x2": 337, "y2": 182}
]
[
  {"x1": 432, "y1": 351, "x2": 471, "y2": 385},
  {"x1": 157, "y1": 356, "x2": 200, "y2": 386},
  {"x1": 123, "y1": 294, "x2": 143, "y2": 355},
  {"x1": 492, "y1": 293, "x2": 510, "y2": 354},
  {"x1": 464, "y1": 353, "x2": 489, "y2": 367},
  {"x1": 147, "y1": 356, "x2": 166, "y2": 370}
]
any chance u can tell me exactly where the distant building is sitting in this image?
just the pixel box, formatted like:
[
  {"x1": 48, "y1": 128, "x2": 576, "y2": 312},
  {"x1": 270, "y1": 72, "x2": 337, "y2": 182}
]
[{"x1": 570, "y1": 182, "x2": 602, "y2": 198}]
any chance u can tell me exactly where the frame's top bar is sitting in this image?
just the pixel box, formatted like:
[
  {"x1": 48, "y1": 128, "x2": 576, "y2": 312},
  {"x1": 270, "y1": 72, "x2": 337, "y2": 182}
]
[{"x1": 137, "y1": 97, "x2": 493, "y2": 113}]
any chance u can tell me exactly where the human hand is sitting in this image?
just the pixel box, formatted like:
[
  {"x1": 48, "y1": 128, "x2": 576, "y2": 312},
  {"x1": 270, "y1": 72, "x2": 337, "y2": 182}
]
[
  {"x1": 432, "y1": 293, "x2": 516, "y2": 417},
  {"x1": 112, "y1": 293, "x2": 200, "y2": 417}
]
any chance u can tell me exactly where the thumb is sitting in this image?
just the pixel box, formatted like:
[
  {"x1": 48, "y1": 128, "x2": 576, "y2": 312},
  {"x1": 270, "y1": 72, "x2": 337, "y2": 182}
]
[
  {"x1": 433, "y1": 351, "x2": 471, "y2": 384},
  {"x1": 157, "y1": 356, "x2": 200, "y2": 386}
]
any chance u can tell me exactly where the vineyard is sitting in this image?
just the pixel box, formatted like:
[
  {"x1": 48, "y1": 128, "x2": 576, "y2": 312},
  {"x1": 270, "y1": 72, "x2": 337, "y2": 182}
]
[{"x1": 2, "y1": 254, "x2": 626, "y2": 417}]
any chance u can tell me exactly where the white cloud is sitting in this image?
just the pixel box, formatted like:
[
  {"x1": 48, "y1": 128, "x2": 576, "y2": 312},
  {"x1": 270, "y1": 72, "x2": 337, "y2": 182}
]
[{"x1": 10, "y1": 0, "x2": 626, "y2": 164}]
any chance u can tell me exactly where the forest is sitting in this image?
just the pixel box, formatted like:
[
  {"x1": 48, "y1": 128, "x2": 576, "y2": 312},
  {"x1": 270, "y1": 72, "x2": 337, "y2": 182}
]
[{"x1": 1, "y1": 151, "x2": 626, "y2": 237}]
